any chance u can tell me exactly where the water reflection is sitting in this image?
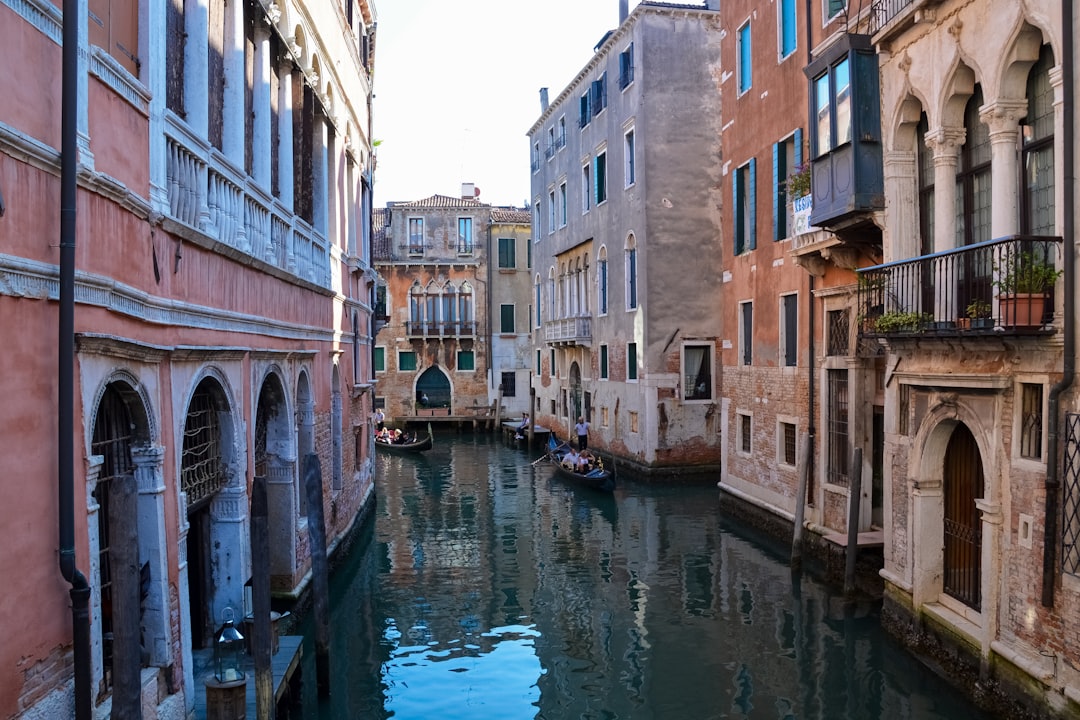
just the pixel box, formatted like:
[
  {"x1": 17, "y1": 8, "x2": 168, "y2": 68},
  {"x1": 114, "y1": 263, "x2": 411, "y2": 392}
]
[{"x1": 296, "y1": 434, "x2": 991, "y2": 720}]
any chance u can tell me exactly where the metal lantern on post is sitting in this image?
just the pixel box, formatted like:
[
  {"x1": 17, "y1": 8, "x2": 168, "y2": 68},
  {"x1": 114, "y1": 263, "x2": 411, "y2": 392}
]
[{"x1": 214, "y1": 607, "x2": 246, "y2": 683}]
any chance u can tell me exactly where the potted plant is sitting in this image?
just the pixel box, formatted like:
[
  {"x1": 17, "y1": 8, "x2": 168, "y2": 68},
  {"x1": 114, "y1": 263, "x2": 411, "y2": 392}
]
[
  {"x1": 785, "y1": 161, "x2": 811, "y2": 200},
  {"x1": 873, "y1": 310, "x2": 929, "y2": 334},
  {"x1": 959, "y1": 298, "x2": 993, "y2": 330},
  {"x1": 994, "y1": 251, "x2": 1062, "y2": 327}
]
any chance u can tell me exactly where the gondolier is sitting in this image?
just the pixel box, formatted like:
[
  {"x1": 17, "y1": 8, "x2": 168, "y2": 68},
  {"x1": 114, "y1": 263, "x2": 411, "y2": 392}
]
[{"x1": 575, "y1": 416, "x2": 590, "y2": 450}]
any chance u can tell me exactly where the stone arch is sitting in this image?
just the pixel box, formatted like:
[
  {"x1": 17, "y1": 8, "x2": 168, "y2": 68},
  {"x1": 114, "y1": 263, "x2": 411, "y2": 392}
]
[
  {"x1": 292, "y1": 25, "x2": 307, "y2": 67},
  {"x1": 180, "y1": 371, "x2": 246, "y2": 651},
  {"x1": 254, "y1": 368, "x2": 296, "y2": 588},
  {"x1": 86, "y1": 374, "x2": 167, "y2": 698},
  {"x1": 416, "y1": 365, "x2": 452, "y2": 409},
  {"x1": 994, "y1": 22, "x2": 1045, "y2": 105},
  {"x1": 938, "y1": 61, "x2": 977, "y2": 130},
  {"x1": 889, "y1": 92, "x2": 926, "y2": 154}
]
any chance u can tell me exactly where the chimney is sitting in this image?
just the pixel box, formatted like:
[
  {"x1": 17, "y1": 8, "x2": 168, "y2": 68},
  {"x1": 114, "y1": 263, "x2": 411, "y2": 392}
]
[
  {"x1": 540, "y1": 87, "x2": 549, "y2": 113},
  {"x1": 619, "y1": 0, "x2": 628, "y2": 24},
  {"x1": 461, "y1": 182, "x2": 475, "y2": 200}
]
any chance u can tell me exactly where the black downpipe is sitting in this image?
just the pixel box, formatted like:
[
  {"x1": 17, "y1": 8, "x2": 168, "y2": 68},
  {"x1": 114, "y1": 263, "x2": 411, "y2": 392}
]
[
  {"x1": 804, "y1": 0, "x2": 817, "y2": 509},
  {"x1": 60, "y1": 0, "x2": 93, "y2": 714},
  {"x1": 1042, "y1": 0, "x2": 1075, "y2": 609}
]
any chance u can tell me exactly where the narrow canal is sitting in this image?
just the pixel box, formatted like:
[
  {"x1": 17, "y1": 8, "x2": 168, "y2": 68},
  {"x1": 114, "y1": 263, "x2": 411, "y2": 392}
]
[{"x1": 294, "y1": 433, "x2": 993, "y2": 719}]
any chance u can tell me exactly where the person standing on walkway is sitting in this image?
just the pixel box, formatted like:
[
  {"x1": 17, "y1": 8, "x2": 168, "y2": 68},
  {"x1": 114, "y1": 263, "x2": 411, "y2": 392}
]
[
  {"x1": 575, "y1": 416, "x2": 590, "y2": 450},
  {"x1": 374, "y1": 407, "x2": 385, "y2": 431}
]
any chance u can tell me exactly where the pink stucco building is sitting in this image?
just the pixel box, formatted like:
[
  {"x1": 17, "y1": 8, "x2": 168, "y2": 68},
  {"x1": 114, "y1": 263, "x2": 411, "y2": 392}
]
[{"x1": 0, "y1": 0, "x2": 378, "y2": 715}]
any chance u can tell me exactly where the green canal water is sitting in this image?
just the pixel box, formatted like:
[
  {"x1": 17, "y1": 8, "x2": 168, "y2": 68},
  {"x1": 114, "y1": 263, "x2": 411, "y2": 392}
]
[{"x1": 293, "y1": 433, "x2": 993, "y2": 719}]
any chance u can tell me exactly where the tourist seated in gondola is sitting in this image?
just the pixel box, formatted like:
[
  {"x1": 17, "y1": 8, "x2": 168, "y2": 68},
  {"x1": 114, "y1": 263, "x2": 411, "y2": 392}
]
[
  {"x1": 562, "y1": 448, "x2": 580, "y2": 470},
  {"x1": 576, "y1": 451, "x2": 594, "y2": 472},
  {"x1": 392, "y1": 429, "x2": 407, "y2": 444},
  {"x1": 377, "y1": 427, "x2": 393, "y2": 443}
]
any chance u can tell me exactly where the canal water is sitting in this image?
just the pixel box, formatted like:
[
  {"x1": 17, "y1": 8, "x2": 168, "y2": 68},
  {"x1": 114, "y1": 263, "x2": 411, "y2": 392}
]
[{"x1": 294, "y1": 433, "x2": 993, "y2": 720}]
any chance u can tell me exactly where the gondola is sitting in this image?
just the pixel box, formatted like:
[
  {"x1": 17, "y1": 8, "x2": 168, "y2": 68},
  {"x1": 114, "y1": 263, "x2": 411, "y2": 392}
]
[
  {"x1": 543, "y1": 436, "x2": 615, "y2": 492},
  {"x1": 375, "y1": 424, "x2": 433, "y2": 454}
]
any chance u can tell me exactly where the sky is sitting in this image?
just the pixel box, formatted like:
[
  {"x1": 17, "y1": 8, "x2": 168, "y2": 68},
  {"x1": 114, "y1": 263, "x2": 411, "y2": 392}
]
[{"x1": 371, "y1": 0, "x2": 641, "y2": 209}]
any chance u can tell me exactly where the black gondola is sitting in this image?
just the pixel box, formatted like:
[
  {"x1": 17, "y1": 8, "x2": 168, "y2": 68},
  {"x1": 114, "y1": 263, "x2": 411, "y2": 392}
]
[
  {"x1": 544, "y1": 435, "x2": 615, "y2": 492},
  {"x1": 375, "y1": 424, "x2": 433, "y2": 454}
]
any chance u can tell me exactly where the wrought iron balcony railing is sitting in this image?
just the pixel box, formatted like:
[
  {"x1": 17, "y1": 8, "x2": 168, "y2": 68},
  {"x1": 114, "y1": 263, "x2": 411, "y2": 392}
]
[
  {"x1": 405, "y1": 321, "x2": 477, "y2": 338},
  {"x1": 857, "y1": 235, "x2": 1063, "y2": 338}
]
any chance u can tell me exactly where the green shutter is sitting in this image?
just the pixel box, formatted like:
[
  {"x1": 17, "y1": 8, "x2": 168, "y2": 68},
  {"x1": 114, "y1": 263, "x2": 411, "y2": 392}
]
[
  {"x1": 773, "y1": 143, "x2": 781, "y2": 241},
  {"x1": 374, "y1": 347, "x2": 385, "y2": 372},
  {"x1": 749, "y1": 158, "x2": 757, "y2": 250}
]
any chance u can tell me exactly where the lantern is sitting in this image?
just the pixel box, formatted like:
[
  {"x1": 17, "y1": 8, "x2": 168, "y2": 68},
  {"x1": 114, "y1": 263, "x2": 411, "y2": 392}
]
[{"x1": 213, "y1": 607, "x2": 246, "y2": 683}]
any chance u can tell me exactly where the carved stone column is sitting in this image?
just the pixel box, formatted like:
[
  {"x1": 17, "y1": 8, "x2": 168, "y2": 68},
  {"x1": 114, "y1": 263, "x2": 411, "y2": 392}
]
[
  {"x1": 925, "y1": 126, "x2": 965, "y2": 254},
  {"x1": 132, "y1": 444, "x2": 171, "y2": 668},
  {"x1": 980, "y1": 100, "x2": 1028, "y2": 238}
]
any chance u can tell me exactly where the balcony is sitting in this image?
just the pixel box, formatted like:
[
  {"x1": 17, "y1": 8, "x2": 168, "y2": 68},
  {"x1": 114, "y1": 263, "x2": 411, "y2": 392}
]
[
  {"x1": 405, "y1": 321, "x2": 476, "y2": 338},
  {"x1": 857, "y1": 235, "x2": 1063, "y2": 339},
  {"x1": 164, "y1": 117, "x2": 330, "y2": 288},
  {"x1": 544, "y1": 316, "x2": 592, "y2": 347},
  {"x1": 867, "y1": 0, "x2": 946, "y2": 41}
]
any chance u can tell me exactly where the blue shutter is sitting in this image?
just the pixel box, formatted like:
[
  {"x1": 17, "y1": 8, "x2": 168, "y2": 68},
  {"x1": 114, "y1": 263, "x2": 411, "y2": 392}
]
[
  {"x1": 732, "y1": 171, "x2": 741, "y2": 254},
  {"x1": 749, "y1": 158, "x2": 757, "y2": 250},
  {"x1": 794, "y1": 128, "x2": 803, "y2": 166},
  {"x1": 772, "y1": 143, "x2": 780, "y2": 241},
  {"x1": 781, "y1": 0, "x2": 796, "y2": 56}
]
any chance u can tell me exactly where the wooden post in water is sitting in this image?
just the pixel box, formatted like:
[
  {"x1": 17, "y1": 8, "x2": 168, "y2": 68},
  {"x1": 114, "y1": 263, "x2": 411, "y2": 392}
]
[
  {"x1": 304, "y1": 453, "x2": 331, "y2": 696},
  {"x1": 251, "y1": 476, "x2": 274, "y2": 719},
  {"x1": 528, "y1": 382, "x2": 536, "y2": 447},
  {"x1": 844, "y1": 447, "x2": 863, "y2": 597},
  {"x1": 790, "y1": 431, "x2": 811, "y2": 571},
  {"x1": 494, "y1": 383, "x2": 503, "y2": 432},
  {"x1": 109, "y1": 472, "x2": 141, "y2": 720}
]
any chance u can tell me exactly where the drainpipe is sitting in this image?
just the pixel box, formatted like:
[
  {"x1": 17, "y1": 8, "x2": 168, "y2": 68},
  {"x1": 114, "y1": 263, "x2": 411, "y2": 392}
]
[
  {"x1": 486, "y1": 216, "x2": 494, "y2": 397},
  {"x1": 60, "y1": 0, "x2": 92, "y2": 712},
  {"x1": 1042, "y1": 0, "x2": 1074, "y2": 609},
  {"x1": 804, "y1": 0, "x2": 817, "y2": 529}
]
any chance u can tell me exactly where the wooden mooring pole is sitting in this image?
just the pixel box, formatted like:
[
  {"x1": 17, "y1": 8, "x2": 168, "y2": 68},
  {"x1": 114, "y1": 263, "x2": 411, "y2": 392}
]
[
  {"x1": 790, "y1": 431, "x2": 811, "y2": 571},
  {"x1": 251, "y1": 476, "x2": 274, "y2": 719},
  {"x1": 844, "y1": 447, "x2": 863, "y2": 598},
  {"x1": 304, "y1": 454, "x2": 331, "y2": 696}
]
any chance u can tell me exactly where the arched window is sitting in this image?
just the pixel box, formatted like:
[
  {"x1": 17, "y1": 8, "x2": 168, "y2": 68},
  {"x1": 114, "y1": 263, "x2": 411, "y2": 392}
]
[
  {"x1": 548, "y1": 267, "x2": 556, "y2": 324},
  {"x1": 625, "y1": 234, "x2": 638, "y2": 310},
  {"x1": 916, "y1": 112, "x2": 934, "y2": 255},
  {"x1": 1022, "y1": 44, "x2": 1055, "y2": 236},
  {"x1": 956, "y1": 85, "x2": 991, "y2": 247},
  {"x1": 409, "y1": 282, "x2": 424, "y2": 334},
  {"x1": 442, "y1": 282, "x2": 457, "y2": 335},
  {"x1": 459, "y1": 282, "x2": 474, "y2": 334},
  {"x1": 598, "y1": 247, "x2": 608, "y2": 315},
  {"x1": 425, "y1": 281, "x2": 439, "y2": 334},
  {"x1": 535, "y1": 274, "x2": 543, "y2": 328}
]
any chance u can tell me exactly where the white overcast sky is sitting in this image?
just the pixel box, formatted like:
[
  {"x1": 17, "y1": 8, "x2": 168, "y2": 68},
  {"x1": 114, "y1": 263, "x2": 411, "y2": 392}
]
[{"x1": 371, "y1": 0, "x2": 641, "y2": 209}]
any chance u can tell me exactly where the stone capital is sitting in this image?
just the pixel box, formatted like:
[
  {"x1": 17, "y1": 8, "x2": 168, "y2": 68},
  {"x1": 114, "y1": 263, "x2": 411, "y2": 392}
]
[
  {"x1": 979, "y1": 100, "x2": 1029, "y2": 138},
  {"x1": 925, "y1": 126, "x2": 965, "y2": 161}
]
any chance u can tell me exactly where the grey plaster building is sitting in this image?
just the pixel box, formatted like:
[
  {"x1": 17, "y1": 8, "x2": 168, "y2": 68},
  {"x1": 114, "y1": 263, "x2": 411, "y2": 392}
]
[{"x1": 526, "y1": 0, "x2": 723, "y2": 476}]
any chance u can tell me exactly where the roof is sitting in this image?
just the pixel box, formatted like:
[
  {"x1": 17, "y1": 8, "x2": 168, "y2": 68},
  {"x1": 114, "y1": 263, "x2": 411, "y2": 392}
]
[
  {"x1": 372, "y1": 207, "x2": 391, "y2": 260},
  {"x1": 490, "y1": 207, "x2": 532, "y2": 224},
  {"x1": 387, "y1": 194, "x2": 488, "y2": 210}
]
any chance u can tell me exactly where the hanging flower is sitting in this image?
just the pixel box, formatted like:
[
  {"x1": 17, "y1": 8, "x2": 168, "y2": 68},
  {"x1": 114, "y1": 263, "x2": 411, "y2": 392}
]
[{"x1": 785, "y1": 161, "x2": 811, "y2": 199}]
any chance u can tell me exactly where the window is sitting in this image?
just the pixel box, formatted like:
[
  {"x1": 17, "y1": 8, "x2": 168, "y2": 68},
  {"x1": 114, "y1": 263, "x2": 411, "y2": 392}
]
[
  {"x1": 500, "y1": 304, "x2": 516, "y2": 334},
  {"x1": 547, "y1": 126, "x2": 555, "y2": 159},
  {"x1": 535, "y1": 277, "x2": 542, "y2": 327},
  {"x1": 683, "y1": 345, "x2": 712, "y2": 400},
  {"x1": 779, "y1": 0, "x2": 796, "y2": 58},
  {"x1": 458, "y1": 282, "x2": 474, "y2": 333},
  {"x1": 773, "y1": 130, "x2": 802, "y2": 240},
  {"x1": 548, "y1": 189, "x2": 556, "y2": 234},
  {"x1": 598, "y1": 250, "x2": 609, "y2": 314},
  {"x1": 739, "y1": 413, "x2": 752, "y2": 454},
  {"x1": 827, "y1": 308, "x2": 850, "y2": 356},
  {"x1": 630, "y1": 411, "x2": 639, "y2": 434},
  {"x1": 373, "y1": 347, "x2": 385, "y2": 372},
  {"x1": 532, "y1": 141, "x2": 540, "y2": 172},
  {"x1": 457, "y1": 350, "x2": 475, "y2": 371},
  {"x1": 582, "y1": 163, "x2": 592, "y2": 212},
  {"x1": 827, "y1": 369, "x2": 849, "y2": 486},
  {"x1": 595, "y1": 152, "x2": 607, "y2": 205},
  {"x1": 619, "y1": 43, "x2": 635, "y2": 89},
  {"x1": 533, "y1": 201, "x2": 541, "y2": 241},
  {"x1": 1021, "y1": 383, "x2": 1043, "y2": 460},
  {"x1": 591, "y1": 73, "x2": 608, "y2": 116},
  {"x1": 408, "y1": 217, "x2": 424, "y2": 254},
  {"x1": 536, "y1": 349, "x2": 541, "y2": 373},
  {"x1": 557, "y1": 116, "x2": 566, "y2": 148},
  {"x1": 457, "y1": 217, "x2": 474, "y2": 254},
  {"x1": 826, "y1": 0, "x2": 846, "y2": 20},
  {"x1": 624, "y1": 129, "x2": 636, "y2": 187},
  {"x1": 579, "y1": 91, "x2": 591, "y2": 128},
  {"x1": 89, "y1": 0, "x2": 139, "y2": 75},
  {"x1": 956, "y1": 85, "x2": 991, "y2": 247},
  {"x1": 398, "y1": 351, "x2": 417, "y2": 371},
  {"x1": 780, "y1": 422, "x2": 797, "y2": 466},
  {"x1": 781, "y1": 294, "x2": 798, "y2": 367},
  {"x1": 626, "y1": 242, "x2": 638, "y2": 310},
  {"x1": 740, "y1": 301, "x2": 753, "y2": 365},
  {"x1": 550, "y1": 348, "x2": 556, "y2": 376},
  {"x1": 812, "y1": 57, "x2": 851, "y2": 157},
  {"x1": 600, "y1": 345, "x2": 609, "y2": 380},
  {"x1": 498, "y1": 237, "x2": 516, "y2": 269},
  {"x1": 1022, "y1": 45, "x2": 1055, "y2": 237},
  {"x1": 737, "y1": 22, "x2": 752, "y2": 94},
  {"x1": 627, "y1": 342, "x2": 638, "y2": 380},
  {"x1": 559, "y1": 182, "x2": 567, "y2": 227},
  {"x1": 501, "y1": 371, "x2": 516, "y2": 398},
  {"x1": 734, "y1": 160, "x2": 757, "y2": 254},
  {"x1": 916, "y1": 114, "x2": 935, "y2": 253},
  {"x1": 602, "y1": 407, "x2": 609, "y2": 427}
]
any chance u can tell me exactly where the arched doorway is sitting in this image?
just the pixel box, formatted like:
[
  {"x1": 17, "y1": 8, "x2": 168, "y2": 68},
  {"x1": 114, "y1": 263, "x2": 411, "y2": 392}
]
[
  {"x1": 943, "y1": 423, "x2": 983, "y2": 610},
  {"x1": 417, "y1": 366, "x2": 451, "y2": 409},
  {"x1": 255, "y1": 371, "x2": 296, "y2": 590}
]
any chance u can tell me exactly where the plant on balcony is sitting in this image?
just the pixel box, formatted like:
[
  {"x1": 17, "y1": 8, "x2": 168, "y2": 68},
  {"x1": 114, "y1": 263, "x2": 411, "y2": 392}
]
[
  {"x1": 785, "y1": 161, "x2": 811, "y2": 200},
  {"x1": 873, "y1": 310, "x2": 929, "y2": 334},
  {"x1": 993, "y1": 251, "x2": 1061, "y2": 327},
  {"x1": 965, "y1": 298, "x2": 993, "y2": 319}
]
